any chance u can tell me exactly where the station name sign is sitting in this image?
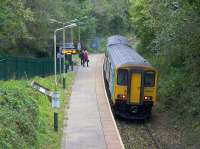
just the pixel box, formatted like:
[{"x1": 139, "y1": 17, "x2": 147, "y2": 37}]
[{"x1": 62, "y1": 49, "x2": 79, "y2": 55}]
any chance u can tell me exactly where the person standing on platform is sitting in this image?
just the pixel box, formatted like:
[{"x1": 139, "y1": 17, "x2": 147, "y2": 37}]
[
  {"x1": 83, "y1": 48, "x2": 89, "y2": 67},
  {"x1": 79, "y1": 49, "x2": 84, "y2": 66}
]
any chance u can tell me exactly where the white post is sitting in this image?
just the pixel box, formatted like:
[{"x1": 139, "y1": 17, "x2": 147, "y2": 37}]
[{"x1": 54, "y1": 30, "x2": 57, "y2": 87}]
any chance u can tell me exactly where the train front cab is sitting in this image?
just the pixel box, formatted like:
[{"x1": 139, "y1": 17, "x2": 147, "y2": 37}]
[{"x1": 113, "y1": 66, "x2": 157, "y2": 120}]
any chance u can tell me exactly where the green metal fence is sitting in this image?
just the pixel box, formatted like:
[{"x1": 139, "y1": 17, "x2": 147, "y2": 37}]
[{"x1": 0, "y1": 56, "x2": 61, "y2": 80}]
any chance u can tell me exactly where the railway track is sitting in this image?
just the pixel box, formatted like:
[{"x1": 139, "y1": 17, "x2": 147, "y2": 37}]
[
  {"x1": 143, "y1": 123, "x2": 161, "y2": 149},
  {"x1": 116, "y1": 119, "x2": 160, "y2": 149},
  {"x1": 115, "y1": 114, "x2": 186, "y2": 149}
]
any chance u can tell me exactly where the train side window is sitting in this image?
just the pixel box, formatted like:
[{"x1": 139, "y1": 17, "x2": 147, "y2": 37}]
[
  {"x1": 144, "y1": 71, "x2": 155, "y2": 87},
  {"x1": 104, "y1": 57, "x2": 107, "y2": 69},
  {"x1": 105, "y1": 51, "x2": 108, "y2": 57},
  {"x1": 108, "y1": 62, "x2": 111, "y2": 80},
  {"x1": 106, "y1": 58, "x2": 109, "y2": 70},
  {"x1": 107, "y1": 59, "x2": 110, "y2": 71},
  {"x1": 117, "y1": 69, "x2": 128, "y2": 86}
]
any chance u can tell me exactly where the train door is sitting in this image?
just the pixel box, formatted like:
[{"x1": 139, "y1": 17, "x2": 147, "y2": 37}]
[{"x1": 130, "y1": 72, "x2": 143, "y2": 104}]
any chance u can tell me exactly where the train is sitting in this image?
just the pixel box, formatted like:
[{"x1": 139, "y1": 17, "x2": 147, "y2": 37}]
[{"x1": 103, "y1": 35, "x2": 158, "y2": 120}]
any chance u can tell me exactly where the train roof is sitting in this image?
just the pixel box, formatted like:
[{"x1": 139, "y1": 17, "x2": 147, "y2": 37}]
[
  {"x1": 107, "y1": 36, "x2": 151, "y2": 68},
  {"x1": 107, "y1": 35, "x2": 131, "y2": 47}
]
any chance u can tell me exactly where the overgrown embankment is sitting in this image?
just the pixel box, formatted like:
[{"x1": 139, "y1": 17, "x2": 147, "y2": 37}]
[
  {"x1": 0, "y1": 73, "x2": 74, "y2": 149},
  {"x1": 128, "y1": 0, "x2": 200, "y2": 146}
]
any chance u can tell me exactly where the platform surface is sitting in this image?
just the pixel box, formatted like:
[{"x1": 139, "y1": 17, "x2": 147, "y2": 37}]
[{"x1": 61, "y1": 54, "x2": 124, "y2": 149}]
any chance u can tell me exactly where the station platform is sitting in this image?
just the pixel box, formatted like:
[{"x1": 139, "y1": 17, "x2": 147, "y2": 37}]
[{"x1": 61, "y1": 54, "x2": 124, "y2": 149}]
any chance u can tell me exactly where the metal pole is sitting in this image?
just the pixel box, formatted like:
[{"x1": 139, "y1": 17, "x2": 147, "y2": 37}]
[
  {"x1": 71, "y1": 28, "x2": 73, "y2": 43},
  {"x1": 78, "y1": 25, "x2": 80, "y2": 43},
  {"x1": 59, "y1": 51, "x2": 62, "y2": 83},
  {"x1": 54, "y1": 31, "x2": 57, "y2": 87},
  {"x1": 71, "y1": 28, "x2": 73, "y2": 71},
  {"x1": 63, "y1": 26, "x2": 66, "y2": 89}
]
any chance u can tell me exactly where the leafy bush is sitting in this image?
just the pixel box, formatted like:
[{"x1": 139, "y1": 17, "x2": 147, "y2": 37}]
[
  {"x1": 129, "y1": 0, "x2": 200, "y2": 121},
  {"x1": 129, "y1": 0, "x2": 200, "y2": 145},
  {"x1": 0, "y1": 80, "x2": 38, "y2": 148},
  {"x1": 0, "y1": 73, "x2": 75, "y2": 149}
]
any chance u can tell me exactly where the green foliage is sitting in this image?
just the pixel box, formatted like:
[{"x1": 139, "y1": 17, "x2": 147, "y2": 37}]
[
  {"x1": 0, "y1": 0, "x2": 34, "y2": 54},
  {"x1": 129, "y1": 0, "x2": 156, "y2": 53},
  {"x1": 0, "y1": 0, "x2": 133, "y2": 55},
  {"x1": 129, "y1": 0, "x2": 200, "y2": 118},
  {"x1": 0, "y1": 80, "x2": 38, "y2": 148},
  {"x1": 0, "y1": 0, "x2": 92, "y2": 56},
  {"x1": 0, "y1": 73, "x2": 75, "y2": 149},
  {"x1": 91, "y1": 0, "x2": 130, "y2": 36},
  {"x1": 129, "y1": 0, "x2": 200, "y2": 144}
]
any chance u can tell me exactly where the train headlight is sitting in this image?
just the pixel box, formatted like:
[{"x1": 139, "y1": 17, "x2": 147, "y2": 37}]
[
  {"x1": 144, "y1": 96, "x2": 152, "y2": 101},
  {"x1": 117, "y1": 94, "x2": 127, "y2": 100}
]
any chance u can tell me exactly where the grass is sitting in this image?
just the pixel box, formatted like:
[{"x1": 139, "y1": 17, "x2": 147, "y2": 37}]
[{"x1": 0, "y1": 72, "x2": 75, "y2": 149}]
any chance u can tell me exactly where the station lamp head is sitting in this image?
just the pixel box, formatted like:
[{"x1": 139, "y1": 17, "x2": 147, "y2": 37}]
[
  {"x1": 49, "y1": 18, "x2": 63, "y2": 24},
  {"x1": 68, "y1": 23, "x2": 77, "y2": 28}
]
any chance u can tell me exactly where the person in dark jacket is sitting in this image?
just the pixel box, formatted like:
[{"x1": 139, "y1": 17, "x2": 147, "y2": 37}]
[{"x1": 79, "y1": 49, "x2": 84, "y2": 66}]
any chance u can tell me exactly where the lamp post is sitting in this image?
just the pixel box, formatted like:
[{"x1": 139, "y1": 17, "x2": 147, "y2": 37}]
[
  {"x1": 50, "y1": 17, "x2": 88, "y2": 87},
  {"x1": 50, "y1": 18, "x2": 84, "y2": 87},
  {"x1": 54, "y1": 27, "x2": 63, "y2": 87},
  {"x1": 62, "y1": 24, "x2": 66, "y2": 88},
  {"x1": 54, "y1": 23, "x2": 77, "y2": 88},
  {"x1": 50, "y1": 19, "x2": 66, "y2": 83},
  {"x1": 51, "y1": 18, "x2": 85, "y2": 131}
]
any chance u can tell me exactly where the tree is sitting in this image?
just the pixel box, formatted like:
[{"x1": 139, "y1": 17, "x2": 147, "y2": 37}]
[{"x1": 0, "y1": 0, "x2": 34, "y2": 55}]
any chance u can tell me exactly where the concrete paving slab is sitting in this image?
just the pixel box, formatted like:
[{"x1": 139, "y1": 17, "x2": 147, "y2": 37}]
[
  {"x1": 62, "y1": 55, "x2": 107, "y2": 149},
  {"x1": 62, "y1": 54, "x2": 124, "y2": 149}
]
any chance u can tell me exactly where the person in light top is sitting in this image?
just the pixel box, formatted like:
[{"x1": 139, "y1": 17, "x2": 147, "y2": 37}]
[{"x1": 83, "y1": 48, "x2": 89, "y2": 67}]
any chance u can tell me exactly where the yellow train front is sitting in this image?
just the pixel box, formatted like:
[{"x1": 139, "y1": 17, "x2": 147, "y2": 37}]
[{"x1": 103, "y1": 35, "x2": 158, "y2": 120}]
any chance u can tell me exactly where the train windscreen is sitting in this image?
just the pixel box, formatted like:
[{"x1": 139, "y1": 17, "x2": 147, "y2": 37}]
[
  {"x1": 117, "y1": 69, "x2": 128, "y2": 86},
  {"x1": 144, "y1": 71, "x2": 155, "y2": 87}
]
